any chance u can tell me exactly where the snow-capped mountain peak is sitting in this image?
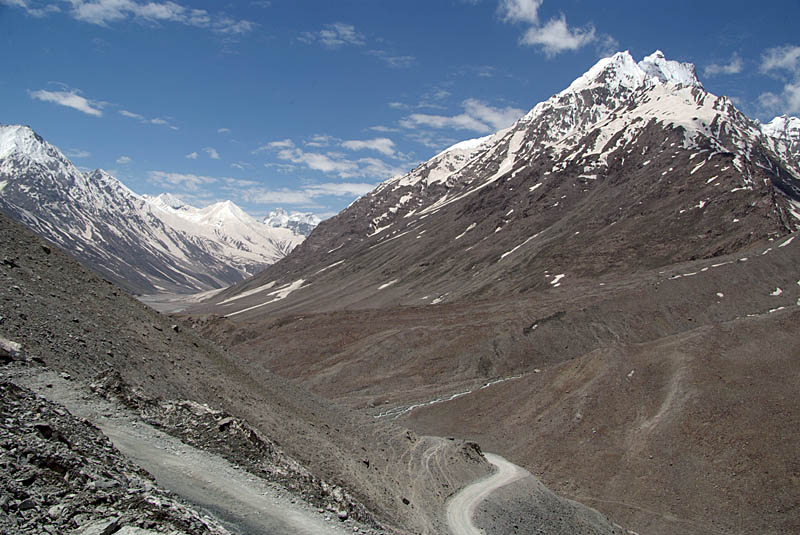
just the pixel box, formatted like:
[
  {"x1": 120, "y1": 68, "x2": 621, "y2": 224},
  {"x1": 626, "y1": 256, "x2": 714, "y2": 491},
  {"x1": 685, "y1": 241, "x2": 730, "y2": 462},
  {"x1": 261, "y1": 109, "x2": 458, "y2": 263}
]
[
  {"x1": 203, "y1": 49, "x2": 800, "y2": 318},
  {"x1": 761, "y1": 114, "x2": 800, "y2": 165},
  {"x1": 762, "y1": 115, "x2": 800, "y2": 143},
  {"x1": 193, "y1": 200, "x2": 253, "y2": 227},
  {"x1": 0, "y1": 125, "x2": 306, "y2": 294},
  {"x1": 0, "y1": 124, "x2": 68, "y2": 167},
  {"x1": 638, "y1": 50, "x2": 700, "y2": 87},
  {"x1": 564, "y1": 50, "x2": 701, "y2": 95},
  {"x1": 264, "y1": 208, "x2": 321, "y2": 237},
  {"x1": 144, "y1": 192, "x2": 188, "y2": 211}
]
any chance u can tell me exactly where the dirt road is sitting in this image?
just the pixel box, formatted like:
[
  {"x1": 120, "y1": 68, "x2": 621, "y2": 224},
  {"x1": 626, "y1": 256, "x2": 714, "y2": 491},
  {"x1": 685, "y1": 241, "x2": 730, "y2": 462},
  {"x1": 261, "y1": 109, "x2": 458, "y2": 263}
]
[
  {"x1": 446, "y1": 453, "x2": 529, "y2": 535},
  {"x1": 10, "y1": 368, "x2": 357, "y2": 535}
]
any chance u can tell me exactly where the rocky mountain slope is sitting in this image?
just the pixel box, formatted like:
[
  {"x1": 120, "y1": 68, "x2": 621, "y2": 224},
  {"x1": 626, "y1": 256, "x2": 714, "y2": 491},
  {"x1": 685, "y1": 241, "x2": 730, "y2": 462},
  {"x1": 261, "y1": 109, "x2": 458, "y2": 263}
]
[
  {"x1": 186, "y1": 51, "x2": 800, "y2": 535},
  {"x1": 0, "y1": 379, "x2": 232, "y2": 535},
  {"x1": 199, "y1": 51, "x2": 799, "y2": 317},
  {"x1": 0, "y1": 125, "x2": 303, "y2": 295},
  {"x1": 0, "y1": 210, "x2": 626, "y2": 535}
]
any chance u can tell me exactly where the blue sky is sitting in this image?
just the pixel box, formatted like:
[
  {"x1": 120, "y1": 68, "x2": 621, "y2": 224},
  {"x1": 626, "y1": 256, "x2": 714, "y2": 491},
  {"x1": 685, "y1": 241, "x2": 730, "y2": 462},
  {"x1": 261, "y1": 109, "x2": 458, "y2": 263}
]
[{"x1": 2, "y1": 0, "x2": 799, "y2": 218}]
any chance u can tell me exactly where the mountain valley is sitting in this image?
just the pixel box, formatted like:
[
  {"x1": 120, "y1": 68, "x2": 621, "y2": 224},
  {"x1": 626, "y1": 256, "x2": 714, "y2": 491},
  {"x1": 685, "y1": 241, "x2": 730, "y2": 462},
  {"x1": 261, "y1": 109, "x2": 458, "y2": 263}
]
[
  {"x1": 185, "y1": 52, "x2": 800, "y2": 535},
  {"x1": 1, "y1": 45, "x2": 799, "y2": 535},
  {"x1": 0, "y1": 208, "x2": 624, "y2": 534}
]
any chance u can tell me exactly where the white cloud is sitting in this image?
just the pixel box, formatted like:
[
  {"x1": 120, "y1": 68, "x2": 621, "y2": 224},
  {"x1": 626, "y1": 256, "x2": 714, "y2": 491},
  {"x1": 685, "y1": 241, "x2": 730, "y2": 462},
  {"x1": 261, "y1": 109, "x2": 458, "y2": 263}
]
[
  {"x1": 254, "y1": 139, "x2": 295, "y2": 153},
  {"x1": 218, "y1": 127, "x2": 231, "y2": 134},
  {"x1": 222, "y1": 177, "x2": 258, "y2": 187},
  {"x1": 341, "y1": 138, "x2": 396, "y2": 157},
  {"x1": 787, "y1": 82, "x2": 800, "y2": 115},
  {"x1": 185, "y1": 152, "x2": 199, "y2": 159},
  {"x1": 761, "y1": 84, "x2": 800, "y2": 115},
  {"x1": 249, "y1": 189, "x2": 318, "y2": 205},
  {"x1": 29, "y1": 89, "x2": 103, "y2": 116},
  {"x1": 278, "y1": 148, "x2": 359, "y2": 176},
  {"x1": 58, "y1": 0, "x2": 255, "y2": 34},
  {"x1": 595, "y1": 34, "x2": 620, "y2": 58},
  {"x1": 761, "y1": 45, "x2": 800, "y2": 75},
  {"x1": 1, "y1": 0, "x2": 60, "y2": 17},
  {"x1": 356, "y1": 157, "x2": 408, "y2": 179},
  {"x1": 401, "y1": 112, "x2": 491, "y2": 133},
  {"x1": 499, "y1": 0, "x2": 606, "y2": 57},
  {"x1": 119, "y1": 109, "x2": 144, "y2": 120},
  {"x1": 300, "y1": 22, "x2": 365, "y2": 48},
  {"x1": 704, "y1": 53, "x2": 743, "y2": 77},
  {"x1": 463, "y1": 99, "x2": 525, "y2": 130},
  {"x1": 120, "y1": 109, "x2": 176, "y2": 128},
  {"x1": 116, "y1": 155, "x2": 132, "y2": 164},
  {"x1": 369, "y1": 125, "x2": 400, "y2": 133},
  {"x1": 203, "y1": 147, "x2": 220, "y2": 159},
  {"x1": 148, "y1": 170, "x2": 217, "y2": 191},
  {"x1": 405, "y1": 131, "x2": 459, "y2": 150},
  {"x1": 304, "y1": 135, "x2": 334, "y2": 147},
  {"x1": 263, "y1": 162, "x2": 297, "y2": 173},
  {"x1": 258, "y1": 137, "x2": 409, "y2": 180},
  {"x1": 307, "y1": 182, "x2": 375, "y2": 196},
  {"x1": 759, "y1": 45, "x2": 800, "y2": 116},
  {"x1": 248, "y1": 182, "x2": 376, "y2": 206},
  {"x1": 499, "y1": 0, "x2": 543, "y2": 25},
  {"x1": 368, "y1": 50, "x2": 415, "y2": 68},
  {"x1": 272, "y1": 139, "x2": 296, "y2": 148},
  {"x1": 520, "y1": 14, "x2": 596, "y2": 56},
  {"x1": 401, "y1": 99, "x2": 524, "y2": 134},
  {"x1": 65, "y1": 148, "x2": 91, "y2": 159}
]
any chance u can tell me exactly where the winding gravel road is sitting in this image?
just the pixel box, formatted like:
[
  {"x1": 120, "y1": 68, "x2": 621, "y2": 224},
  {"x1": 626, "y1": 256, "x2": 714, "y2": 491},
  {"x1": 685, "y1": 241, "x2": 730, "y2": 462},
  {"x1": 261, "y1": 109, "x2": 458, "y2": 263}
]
[
  {"x1": 10, "y1": 368, "x2": 356, "y2": 535},
  {"x1": 446, "y1": 453, "x2": 529, "y2": 535}
]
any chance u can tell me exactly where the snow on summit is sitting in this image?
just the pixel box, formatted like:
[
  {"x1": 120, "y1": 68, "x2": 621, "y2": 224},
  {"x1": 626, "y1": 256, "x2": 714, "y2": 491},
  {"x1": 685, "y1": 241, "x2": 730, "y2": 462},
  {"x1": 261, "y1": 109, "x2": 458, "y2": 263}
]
[
  {"x1": 0, "y1": 124, "x2": 306, "y2": 294},
  {"x1": 562, "y1": 50, "x2": 700, "y2": 97}
]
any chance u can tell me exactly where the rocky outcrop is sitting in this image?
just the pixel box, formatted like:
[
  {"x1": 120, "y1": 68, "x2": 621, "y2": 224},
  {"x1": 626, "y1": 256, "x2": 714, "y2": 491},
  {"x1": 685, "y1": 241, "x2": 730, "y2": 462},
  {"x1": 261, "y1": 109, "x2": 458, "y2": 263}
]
[{"x1": 0, "y1": 380, "x2": 229, "y2": 535}]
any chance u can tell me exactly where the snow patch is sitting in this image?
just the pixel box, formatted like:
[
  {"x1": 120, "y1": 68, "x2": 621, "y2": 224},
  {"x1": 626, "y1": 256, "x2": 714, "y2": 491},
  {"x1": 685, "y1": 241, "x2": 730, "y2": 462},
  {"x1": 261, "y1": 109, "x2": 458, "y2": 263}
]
[
  {"x1": 219, "y1": 281, "x2": 277, "y2": 305},
  {"x1": 225, "y1": 279, "x2": 307, "y2": 317},
  {"x1": 455, "y1": 223, "x2": 477, "y2": 240},
  {"x1": 314, "y1": 260, "x2": 345, "y2": 275},
  {"x1": 690, "y1": 161, "x2": 706, "y2": 175},
  {"x1": 378, "y1": 279, "x2": 398, "y2": 290},
  {"x1": 499, "y1": 233, "x2": 541, "y2": 260}
]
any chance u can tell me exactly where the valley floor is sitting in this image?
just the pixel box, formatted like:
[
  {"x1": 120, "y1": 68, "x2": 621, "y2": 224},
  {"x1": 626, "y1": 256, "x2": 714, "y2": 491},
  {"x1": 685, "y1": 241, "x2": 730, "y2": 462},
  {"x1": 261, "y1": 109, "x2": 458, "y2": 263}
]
[{"x1": 2, "y1": 358, "x2": 629, "y2": 535}]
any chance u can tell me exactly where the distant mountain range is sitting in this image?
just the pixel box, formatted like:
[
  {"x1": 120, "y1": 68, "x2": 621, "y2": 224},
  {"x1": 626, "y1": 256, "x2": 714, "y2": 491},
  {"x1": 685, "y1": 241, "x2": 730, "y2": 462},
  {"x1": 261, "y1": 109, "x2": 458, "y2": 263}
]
[
  {"x1": 202, "y1": 50, "x2": 800, "y2": 317},
  {"x1": 0, "y1": 124, "x2": 315, "y2": 294},
  {"x1": 263, "y1": 208, "x2": 321, "y2": 237}
]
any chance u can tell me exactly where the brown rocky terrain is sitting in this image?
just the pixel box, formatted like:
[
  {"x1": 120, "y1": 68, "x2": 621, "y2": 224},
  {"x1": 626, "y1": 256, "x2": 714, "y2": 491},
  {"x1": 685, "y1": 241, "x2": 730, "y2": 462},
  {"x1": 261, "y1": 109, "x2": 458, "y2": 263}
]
[
  {"x1": 0, "y1": 209, "x2": 626, "y2": 534},
  {"x1": 184, "y1": 52, "x2": 800, "y2": 535},
  {"x1": 189, "y1": 231, "x2": 800, "y2": 535},
  {"x1": 0, "y1": 211, "x2": 489, "y2": 534},
  {"x1": 0, "y1": 379, "x2": 231, "y2": 535}
]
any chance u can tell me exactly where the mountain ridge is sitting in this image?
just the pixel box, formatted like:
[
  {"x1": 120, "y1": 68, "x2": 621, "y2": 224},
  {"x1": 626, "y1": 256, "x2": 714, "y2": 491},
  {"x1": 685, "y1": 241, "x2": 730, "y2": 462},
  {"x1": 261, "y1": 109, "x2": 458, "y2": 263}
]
[
  {"x1": 199, "y1": 50, "x2": 800, "y2": 317},
  {"x1": 185, "y1": 50, "x2": 800, "y2": 535},
  {"x1": 0, "y1": 124, "x2": 305, "y2": 294}
]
